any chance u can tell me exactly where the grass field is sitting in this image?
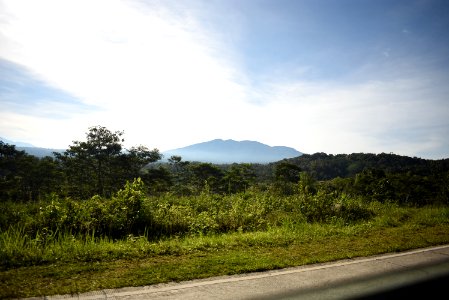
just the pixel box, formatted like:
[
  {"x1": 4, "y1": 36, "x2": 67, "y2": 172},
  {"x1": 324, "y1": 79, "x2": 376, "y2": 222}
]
[{"x1": 1, "y1": 203, "x2": 449, "y2": 299}]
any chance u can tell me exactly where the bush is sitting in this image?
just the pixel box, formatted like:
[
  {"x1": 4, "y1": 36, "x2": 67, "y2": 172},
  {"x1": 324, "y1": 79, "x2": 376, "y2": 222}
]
[
  {"x1": 105, "y1": 178, "x2": 146, "y2": 236},
  {"x1": 38, "y1": 193, "x2": 68, "y2": 230},
  {"x1": 0, "y1": 179, "x2": 377, "y2": 242},
  {"x1": 299, "y1": 192, "x2": 373, "y2": 224},
  {"x1": 151, "y1": 203, "x2": 194, "y2": 236},
  {"x1": 333, "y1": 195, "x2": 374, "y2": 223}
]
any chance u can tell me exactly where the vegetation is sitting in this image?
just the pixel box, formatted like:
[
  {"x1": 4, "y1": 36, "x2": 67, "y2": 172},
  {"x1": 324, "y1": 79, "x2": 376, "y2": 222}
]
[{"x1": 1, "y1": 126, "x2": 449, "y2": 298}]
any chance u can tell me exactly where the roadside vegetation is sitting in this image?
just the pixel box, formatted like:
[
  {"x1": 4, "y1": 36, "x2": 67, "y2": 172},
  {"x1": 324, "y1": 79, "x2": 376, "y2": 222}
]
[{"x1": 1, "y1": 126, "x2": 449, "y2": 298}]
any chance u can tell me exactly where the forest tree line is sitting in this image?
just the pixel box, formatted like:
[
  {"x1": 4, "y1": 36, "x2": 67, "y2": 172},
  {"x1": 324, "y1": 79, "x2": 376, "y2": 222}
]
[{"x1": 1, "y1": 125, "x2": 449, "y2": 206}]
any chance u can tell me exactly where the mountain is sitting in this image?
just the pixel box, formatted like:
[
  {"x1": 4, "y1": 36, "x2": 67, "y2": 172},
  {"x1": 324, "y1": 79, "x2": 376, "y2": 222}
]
[
  {"x1": 0, "y1": 137, "x2": 35, "y2": 147},
  {"x1": 163, "y1": 139, "x2": 302, "y2": 164},
  {"x1": 1, "y1": 137, "x2": 302, "y2": 162},
  {"x1": 1, "y1": 137, "x2": 64, "y2": 157}
]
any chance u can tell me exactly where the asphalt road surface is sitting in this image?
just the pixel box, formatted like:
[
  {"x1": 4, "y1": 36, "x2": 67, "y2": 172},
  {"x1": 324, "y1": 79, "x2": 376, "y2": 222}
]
[{"x1": 26, "y1": 244, "x2": 449, "y2": 300}]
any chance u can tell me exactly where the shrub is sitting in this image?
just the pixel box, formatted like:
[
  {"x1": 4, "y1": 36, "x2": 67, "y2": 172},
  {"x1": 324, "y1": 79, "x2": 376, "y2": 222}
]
[
  {"x1": 38, "y1": 193, "x2": 68, "y2": 230},
  {"x1": 151, "y1": 203, "x2": 193, "y2": 236},
  {"x1": 299, "y1": 192, "x2": 373, "y2": 224},
  {"x1": 106, "y1": 178, "x2": 146, "y2": 236},
  {"x1": 333, "y1": 195, "x2": 374, "y2": 223}
]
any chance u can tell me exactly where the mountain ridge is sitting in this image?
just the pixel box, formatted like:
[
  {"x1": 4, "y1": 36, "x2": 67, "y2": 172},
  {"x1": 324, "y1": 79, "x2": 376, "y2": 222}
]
[
  {"x1": 1, "y1": 137, "x2": 302, "y2": 163},
  {"x1": 163, "y1": 139, "x2": 302, "y2": 164},
  {"x1": 0, "y1": 137, "x2": 35, "y2": 147}
]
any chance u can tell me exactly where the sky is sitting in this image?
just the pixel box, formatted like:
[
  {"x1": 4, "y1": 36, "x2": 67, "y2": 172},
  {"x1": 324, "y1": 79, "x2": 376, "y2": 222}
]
[{"x1": 1, "y1": 0, "x2": 448, "y2": 159}]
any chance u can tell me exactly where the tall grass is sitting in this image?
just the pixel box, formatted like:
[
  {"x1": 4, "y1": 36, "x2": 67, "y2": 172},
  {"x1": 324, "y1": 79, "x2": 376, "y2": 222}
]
[
  {"x1": 1, "y1": 185, "x2": 374, "y2": 238},
  {"x1": 2, "y1": 178, "x2": 449, "y2": 269},
  {"x1": 2, "y1": 201, "x2": 448, "y2": 269}
]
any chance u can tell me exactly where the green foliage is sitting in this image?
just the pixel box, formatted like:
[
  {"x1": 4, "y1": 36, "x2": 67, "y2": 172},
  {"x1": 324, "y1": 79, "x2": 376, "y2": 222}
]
[
  {"x1": 0, "y1": 141, "x2": 62, "y2": 201},
  {"x1": 298, "y1": 171, "x2": 317, "y2": 195},
  {"x1": 53, "y1": 126, "x2": 161, "y2": 199},
  {"x1": 38, "y1": 194, "x2": 68, "y2": 230},
  {"x1": 284, "y1": 152, "x2": 449, "y2": 180},
  {"x1": 1, "y1": 203, "x2": 448, "y2": 274},
  {"x1": 3, "y1": 129, "x2": 449, "y2": 207},
  {"x1": 223, "y1": 164, "x2": 256, "y2": 193},
  {"x1": 298, "y1": 192, "x2": 334, "y2": 223},
  {"x1": 215, "y1": 192, "x2": 266, "y2": 232},
  {"x1": 189, "y1": 163, "x2": 224, "y2": 193},
  {"x1": 189, "y1": 211, "x2": 218, "y2": 233},
  {"x1": 152, "y1": 203, "x2": 194, "y2": 235},
  {"x1": 142, "y1": 166, "x2": 172, "y2": 194},
  {"x1": 274, "y1": 161, "x2": 301, "y2": 182},
  {"x1": 64, "y1": 195, "x2": 105, "y2": 234},
  {"x1": 2, "y1": 127, "x2": 449, "y2": 275},
  {"x1": 1, "y1": 132, "x2": 449, "y2": 298},
  {"x1": 108, "y1": 178, "x2": 146, "y2": 236},
  {"x1": 0, "y1": 179, "x2": 379, "y2": 248}
]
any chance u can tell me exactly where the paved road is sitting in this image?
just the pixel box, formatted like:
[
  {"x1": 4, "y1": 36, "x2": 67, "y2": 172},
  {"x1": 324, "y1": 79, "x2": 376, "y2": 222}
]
[{"x1": 28, "y1": 244, "x2": 449, "y2": 300}]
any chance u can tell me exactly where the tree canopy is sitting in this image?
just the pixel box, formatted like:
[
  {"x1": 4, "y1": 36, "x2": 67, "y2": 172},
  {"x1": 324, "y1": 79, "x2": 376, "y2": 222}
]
[
  {"x1": 1, "y1": 127, "x2": 449, "y2": 206},
  {"x1": 54, "y1": 126, "x2": 161, "y2": 198}
]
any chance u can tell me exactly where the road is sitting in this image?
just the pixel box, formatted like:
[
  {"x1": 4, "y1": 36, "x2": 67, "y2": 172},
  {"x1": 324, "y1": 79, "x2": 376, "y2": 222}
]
[{"x1": 27, "y1": 244, "x2": 449, "y2": 299}]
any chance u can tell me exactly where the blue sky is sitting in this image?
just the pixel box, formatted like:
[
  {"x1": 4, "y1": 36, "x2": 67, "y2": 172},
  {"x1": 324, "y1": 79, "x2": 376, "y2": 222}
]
[{"x1": 1, "y1": 0, "x2": 448, "y2": 159}]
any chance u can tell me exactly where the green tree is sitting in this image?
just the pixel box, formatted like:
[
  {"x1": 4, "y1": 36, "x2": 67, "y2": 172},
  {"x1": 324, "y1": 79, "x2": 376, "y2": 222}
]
[
  {"x1": 55, "y1": 126, "x2": 123, "y2": 197},
  {"x1": 189, "y1": 163, "x2": 224, "y2": 193},
  {"x1": 168, "y1": 155, "x2": 192, "y2": 195},
  {"x1": 118, "y1": 145, "x2": 162, "y2": 185},
  {"x1": 0, "y1": 141, "x2": 28, "y2": 200},
  {"x1": 272, "y1": 161, "x2": 301, "y2": 195},
  {"x1": 0, "y1": 141, "x2": 61, "y2": 201},
  {"x1": 353, "y1": 168, "x2": 392, "y2": 202},
  {"x1": 142, "y1": 166, "x2": 172, "y2": 194},
  {"x1": 24, "y1": 156, "x2": 62, "y2": 200},
  {"x1": 223, "y1": 164, "x2": 256, "y2": 193},
  {"x1": 55, "y1": 126, "x2": 161, "y2": 198},
  {"x1": 274, "y1": 161, "x2": 301, "y2": 183}
]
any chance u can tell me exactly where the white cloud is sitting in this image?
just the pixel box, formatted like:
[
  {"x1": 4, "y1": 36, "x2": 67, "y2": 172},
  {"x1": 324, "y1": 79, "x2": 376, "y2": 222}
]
[
  {"x1": 1, "y1": 0, "x2": 448, "y2": 159},
  {"x1": 255, "y1": 74, "x2": 449, "y2": 158},
  {"x1": 0, "y1": 0, "x2": 250, "y2": 149}
]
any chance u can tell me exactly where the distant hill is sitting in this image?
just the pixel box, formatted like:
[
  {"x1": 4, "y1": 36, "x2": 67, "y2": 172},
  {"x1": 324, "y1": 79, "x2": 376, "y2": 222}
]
[
  {"x1": 0, "y1": 137, "x2": 35, "y2": 147},
  {"x1": 1, "y1": 137, "x2": 64, "y2": 157},
  {"x1": 163, "y1": 139, "x2": 302, "y2": 164},
  {"x1": 1, "y1": 137, "x2": 302, "y2": 162},
  {"x1": 280, "y1": 152, "x2": 449, "y2": 180},
  {"x1": 16, "y1": 147, "x2": 64, "y2": 157}
]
